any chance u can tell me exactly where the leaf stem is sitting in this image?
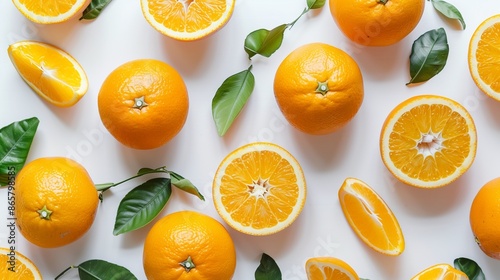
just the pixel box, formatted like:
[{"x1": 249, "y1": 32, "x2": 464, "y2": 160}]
[
  {"x1": 54, "y1": 265, "x2": 76, "y2": 280},
  {"x1": 288, "y1": 7, "x2": 309, "y2": 29},
  {"x1": 95, "y1": 167, "x2": 170, "y2": 192}
]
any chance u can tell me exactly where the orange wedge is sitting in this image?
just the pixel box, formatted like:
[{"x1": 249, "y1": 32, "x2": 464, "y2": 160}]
[
  {"x1": 0, "y1": 247, "x2": 42, "y2": 279},
  {"x1": 8, "y1": 41, "x2": 88, "y2": 107},
  {"x1": 411, "y1": 264, "x2": 469, "y2": 280},
  {"x1": 380, "y1": 95, "x2": 477, "y2": 188},
  {"x1": 305, "y1": 257, "x2": 360, "y2": 280},
  {"x1": 338, "y1": 177, "x2": 404, "y2": 256},
  {"x1": 468, "y1": 14, "x2": 500, "y2": 101},
  {"x1": 141, "y1": 0, "x2": 235, "y2": 41},
  {"x1": 12, "y1": 0, "x2": 90, "y2": 24},
  {"x1": 213, "y1": 142, "x2": 306, "y2": 236}
]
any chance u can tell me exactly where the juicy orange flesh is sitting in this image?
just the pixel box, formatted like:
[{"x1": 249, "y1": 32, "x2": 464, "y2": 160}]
[
  {"x1": 308, "y1": 264, "x2": 352, "y2": 280},
  {"x1": 220, "y1": 150, "x2": 299, "y2": 229},
  {"x1": 476, "y1": 22, "x2": 500, "y2": 92},
  {"x1": 388, "y1": 104, "x2": 471, "y2": 181},
  {"x1": 148, "y1": 0, "x2": 227, "y2": 33},
  {"x1": 18, "y1": 0, "x2": 76, "y2": 16},
  {"x1": 0, "y1": 254, "x2": 36, "y2": 279},
  {"x1": 414, "y1": 266, "x2": 466, "y2": 280}
]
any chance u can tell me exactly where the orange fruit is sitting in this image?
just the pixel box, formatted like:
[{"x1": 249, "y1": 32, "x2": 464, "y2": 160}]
[
  {"x1": 468, "y1": 14, "x2": 500, "y2": 101},
  {"x1": 0, "y1": 247, "x2": 42, "y2": 279},
  {"x1": 15, "y1": 157, "x2": 99, "y2": 248},
  {"x1": 141, "y1": 0, "x2": 235, "y2": 41},
  {"x1": 12, "y1": 0, "x2": 90, "y2": 24},
  {"x1": 338, "y1": 177, "x2": 404, "y2": 256},
  {"x1": 213, "y1": 142, "x2": 306, "y2": 235},
  {"x1": 380, "y1": 95, "x2": 477, "y2": 188},
  {"x1": 329, "y1": 0, "x2": 425, "y2": 46},
  {"x1": 470, "y1": 177, "x2": 500, "y2": 259},
  {"x1": 305, "y1": 257, "x2": 359, "y2": 280},
  {"x1": 410, "y1": 263, "x2": 469, "y2": 280},
  {"x1": 8, "y1": 40, "x2": 88, "y2": 107},
  {"x1": 98, "y1": 59, "x2": 189, "y2": 150},
  {"x1": 143, "y1": 210, "x2": 236, "y2": 280},
  {"x1": 273, "y1": 42, "x2": 364, "y2": 135}
]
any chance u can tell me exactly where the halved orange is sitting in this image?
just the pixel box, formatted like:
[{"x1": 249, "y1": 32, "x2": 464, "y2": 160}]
[
  {"x1": 0, "y1": 247, "x2": 42, "y2": 279},
  {"x1": 411, "y1": 263, "x2": 469, "y2": 280},
  {"x1": 8, "y1": 41, "x2": 88, "y2": 107},
  {"x1": 141, "y1": 0, "x2": 235, "y2": 41},
  {"x1": 338, "y1": 177, "x2": 404, "y2": 256},
  {"x1": 305, "y1": 257, "x2": 359, "y2": 280},
  {"x1": 213, "y1": 142, "x2": 306, "y2": 236},
  {"x1": 12, "y1": 0, "x2": 90, "y2": 24},
  {"x1": 380, "y1": 95, "x2": 477, "y2": 188}
]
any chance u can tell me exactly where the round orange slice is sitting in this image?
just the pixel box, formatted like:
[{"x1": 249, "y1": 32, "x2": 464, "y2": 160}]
[
  {"x1": 380, "y1": 95, "x2": 477, "y2": 188},
  {"x1": 410, "y1": 263, "x2": 469, "y2": 280},
  {"x1": 305, "y1": 257, "x2": 360, "y2": 280},
  {"x1": 213, "y1": 142, "x2": 306, "y2": 236},
  {"x1": 0, "y1": 247, "x2": 42, "y2": 279},
  {"x1": 12, "y1": 0, "x2": 90, "y2": 24}
]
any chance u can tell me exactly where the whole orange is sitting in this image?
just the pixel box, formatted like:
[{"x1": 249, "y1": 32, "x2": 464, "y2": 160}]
[
  {"x1": 15, "y1": 157, "x2": 98, "y2": 248},
  {"x1": 143, "y1": 210, "x2": 236, "y2": 280},
  {"x1": 470, "y1": 177, "x2": 500, "y2": 259},
  {"x1": 98, "y1": 59, "x2": 189, "y2": 150},
  {"x1": 329, "y1": 0, "x2": 425, "y2": 46},
  {"x1": 274, "y1": 42, "x2": 364, "y2": 135}
]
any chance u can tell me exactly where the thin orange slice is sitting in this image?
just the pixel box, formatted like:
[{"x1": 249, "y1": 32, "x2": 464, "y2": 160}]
[
  {"x1": 213, "y1": 142, "x2": 306, "y2": 236},
  {"x1": 380, "y1": 95, "x2": 477, "y2": 188},
  {"x1": 305, "y1": 257, "x2": 359, "y2": 280},
  {"x1": 0, "y1": 247, "x2": 42, "y2": 279},
  {"x1": 141, "y1": 0, "x2": 235, "y2": 41},
  {"x1": 411, "y1": 264, "x2": 469, "y2": 280},
  {"x1": 12, "y1": 0, "x2": 90, "y2": 24},
  {"x1": 338, "y1": 177, "x2": 404, "y2": 256},
  {"x1": 8, "y1": 41, "x2": 88, "y2": 107}
]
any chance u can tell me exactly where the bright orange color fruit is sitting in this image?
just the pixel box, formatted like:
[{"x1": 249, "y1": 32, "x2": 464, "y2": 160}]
[
  {"x1": 274, "y1": 42, "x2": 364, "y2": 135},
  {"x1": 305, "y1": 257, "x2": 359, "y2": 280},
  {"x1": 12, "y1": 0, "x2": 90, "y2": 23},
  {"x1": 143, "y1": 210, "x2": 236, "y2": 280},
  {"x1": 0, "y1": 247, "x2": 42, "y2": 279},
  {"x1": 15, "y1": 157, "x2": 99, "y2": 248},
  {"x1": 98, "y1": 59, "x2": 189, "y2": 150},
  {"x1": 410, "y1": 263, "x2": 469, "y2": 280}
]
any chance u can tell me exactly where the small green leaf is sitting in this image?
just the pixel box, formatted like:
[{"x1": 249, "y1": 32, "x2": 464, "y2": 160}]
[
  {"x1": 255, "y1": 253, "x2": 282, "y2": 280},
  {"x1": 78, "y1": 259, "x2": 137, "y2": 280},
  {"x1": 454, "y1": 257, "x2": 485, "y2": 280},
  {"x1": 212, "y1": 67, "x2": 255, "y2": 136},
  {"x1": 113, "y1": 178, "x2": 172, "y2": 235},
  {"x1": 407, "y1": 28, "x2": 449, "y2": 85},
  {"x1": 430, "y1": 0, "x2": 466, "y2": 29},
  {"x1": 244, "y1": 24, "x2": 288, "y2": 59},
  {"x1": 170, "y1": 171, "x2": 205, "y2": 201},
  {"x1": 80, "y1": 0, "x2": 113, "y2": 20},
  {"x1": 307, "y1": 0, "x2": 326, "y2": 9}
]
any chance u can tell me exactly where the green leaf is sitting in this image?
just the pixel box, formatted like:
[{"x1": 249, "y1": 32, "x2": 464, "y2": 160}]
[
  {"x1": 454, "y1": 257, "x2": 485, "y2": 280},
  {"x1": 244, "y1": 24, "x2": 288, "y2": 59},
  {"x1": 170, "y1": 171, "x2": 205, "y2": 201},
  {"x1": 255, "y1": 253, "x2": 282, "y2": 280},
  {"x1": 0, "y1": 117, "x2": 39, "y2": 185},
  {"x1": 430, "y1": 0, "x2": 466, "y2": 29},
  {"x1": 80, "y1": 0, "x2": 113, "y2": 20},
  {"x1": 113, "y1": 178, "x2": 172, "y2": 235},
  {"x1": 212, "y1": 67, "x2": 255, "y2": 136},
  {"x1": 407, "y1": 28, "x2": 449, "y2": 85},
  {"x1": 307, "y1": 0, "x2": 326, "y2": 9},
  {"x1": 78, "y1": 259, "x2": 137, "y2": 280}
]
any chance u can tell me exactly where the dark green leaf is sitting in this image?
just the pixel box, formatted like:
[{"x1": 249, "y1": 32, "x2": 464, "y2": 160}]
[
  {"x1": 244, "y1": 24, "x2": 288, "y2": 59},
  {"x1": 407, "y1": 28, "x2": 449, "y2": 85},
  {"x1": 78, "y1": 259, "x2": 137, "y2": 280},
  {"x1": 431, "y1": 0, "x2": 466, "y2": 29},
  {"x1": 170, "y1": 171, "x2": 205, "y2": 201},
  {"x1": 307, "y1": 0, "x2": 326, "y2": 9},
  {"x1": 255, "y1": 253, "x2": 282, "y2": 280},
  {"x1": 454, "y1": 257, "x2": 485, "y2": 280},
  {"x1": 0, "y1": 117, "x2": 39, "y2": 185},
  {"x1": 80, "y1": 0, "x2": 113, "y2": 20},
  {"x1": 113, "y1": 178, "x2": 171, "y2": 235},
  {"x1": 212, "y1": 67, "x2": 255, "y2": 136},
  {"x1": 137, "y1": 167, "x2": 157, "y2": 175}
]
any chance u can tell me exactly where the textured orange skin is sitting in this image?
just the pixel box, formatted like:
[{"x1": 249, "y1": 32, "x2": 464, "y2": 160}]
[
  {"x1": 143, "y1": 211, "x2": 236, "y2": 280},
  {"x1": 15, "y1": 157, "x2": 98, "y2": 248},
  {"x1": 98, "y1": 59, "x2": 189, "y2": 150},
  {"x1": 274, "y1": 43, "x2": 364, "y2": 135},
  {"x1": 470, "y1": 177, "x2": 500, "y2": 259},
  {"x1": 329, "y1": 0, "x2": 425, "y2": 46}
]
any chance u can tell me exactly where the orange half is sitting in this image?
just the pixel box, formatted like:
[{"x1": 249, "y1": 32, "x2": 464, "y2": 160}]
[
  {"x1": 0, "y1": 247, "x2": 42, "y2": 279},
  {"x1": 305, "y1": 257, "x2": 360, "y2": 280},
  {"x1": 12, "y1": 0, "x2": 90, "y2": 24},
  {"x1": 411, "y1": 263, "x2": 469, "y2": 280}
]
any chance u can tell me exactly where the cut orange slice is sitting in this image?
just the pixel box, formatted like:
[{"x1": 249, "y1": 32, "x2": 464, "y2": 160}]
[
  {"x1": 380, "y1": 95, "x2": 477, "y2": 188},
  {"x1": 338, "y1": 177, "x2": 404, "y2": 256},
  {"x1": 141, "y1": 0, "x2": 235, "y2": 41},
  {"x1": 468, "y1": 14, "x2": 500, "y2": 101},
  {"x1": 8, "y1": 41, "x2": 88, "y2": 107},
  {"x1": 0, "y1": 247, "x2": 42, "y2": 279},
  {"x1": 213, "y1": 142, "x2": 306, "y2": 236},
  {"x1": 12, "y1": 0, "x2": 90, "y2": 24},
  {"x1": 305, "y1": 257, "x2": 359, "y2": 280},
  {"x1": 411, "y1": 263, "x2": 469, "y2": 280}
]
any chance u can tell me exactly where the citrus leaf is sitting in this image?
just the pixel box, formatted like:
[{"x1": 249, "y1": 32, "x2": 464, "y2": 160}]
[
  {"x1": 454, "y1": 258, "x2": 485, "y2": 280},
  {"x1": 430, "y1": 0, "x2": 466, "y2": 29},
  {"x1": 244, "y1": 24, "x2": 288, "y2": 59},
  {"x1": 78, "y1": 259, "x2": 137, "y2": 280},
  {"x1": 80, "y1": 0, "x2": 113, "y2": 20},
  {"x1": 255, "y1": 253, "x2": 282, "y2": 280},
  {"x1": 170, "y1": 171, "x2": 204, "y2": 201},
  {"x1": 307, "y1": 0, "x2": 326, "y2": 9},
  {"x1": 407, "y1": 28, "x2": 449, "y2": 85},
  {"x1": 212, "y1": 66, "x2": 255, "y2": 136},
  {"x1": 113, "y1": 178, "x2": 171, "y2": 235}
]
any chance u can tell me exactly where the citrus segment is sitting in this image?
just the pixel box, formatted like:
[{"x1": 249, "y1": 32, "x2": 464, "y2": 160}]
[
  {"x1": 305, "y1": 257, "x2": 359, "y2": 280},
  {"x1": 12, "y1": 0, "x2": 90, "y2": 24},
  {"x1": 0, "y1": 248, "x2": 42, "y2": 279},
  {"x1": 213, "y1": 142, "x2": 306, "y2": 235},
  {"x1": 338, "y1": 177, "x2": 404, "y2": 256},
  {"x1": 411, "y1": 264, "x2": 469, "y2": 280}
]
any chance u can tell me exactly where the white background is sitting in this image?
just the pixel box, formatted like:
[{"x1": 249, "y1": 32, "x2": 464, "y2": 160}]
[{"x1": 2, "y1": 0, "x2": 500, "y2": 279}]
